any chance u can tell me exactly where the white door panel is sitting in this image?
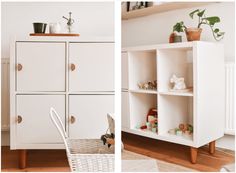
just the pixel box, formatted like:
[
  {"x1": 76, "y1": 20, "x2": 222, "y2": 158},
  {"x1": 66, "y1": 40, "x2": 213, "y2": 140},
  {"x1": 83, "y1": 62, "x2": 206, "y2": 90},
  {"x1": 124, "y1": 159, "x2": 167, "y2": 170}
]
[
  {"x1": 16, "y1": 95, "x2": 65, "y2": 144},
  {"x1": 16, "y1": 42, "x2": 66, "y2": 91},
  {"x1": 69, "y1": 43, "x2": 114, "y2": 91},
  {"x1": 69, "y1": 95, "x2": 114, "y2": 139}
]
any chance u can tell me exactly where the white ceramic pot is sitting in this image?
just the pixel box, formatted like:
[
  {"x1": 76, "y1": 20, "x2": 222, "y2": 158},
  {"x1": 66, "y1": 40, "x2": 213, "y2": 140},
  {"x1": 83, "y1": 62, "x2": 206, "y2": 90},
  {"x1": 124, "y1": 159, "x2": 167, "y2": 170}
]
[{"x1": 49, "y1": 23, "x2": 61, "y2": 33}]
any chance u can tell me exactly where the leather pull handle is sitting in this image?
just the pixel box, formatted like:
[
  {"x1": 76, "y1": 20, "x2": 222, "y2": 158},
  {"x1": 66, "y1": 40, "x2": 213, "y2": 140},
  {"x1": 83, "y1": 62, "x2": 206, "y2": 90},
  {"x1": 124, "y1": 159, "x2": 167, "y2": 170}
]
[
  {"x1": 17, "y1": 64, "x2": 23, "y2": 71},
  {"x1": 70, "y1": 116, "x2": 76, "y2": 124},
  {"x1": 17, "y1": 115, "x2": 22, "y2": 123},
  {"x1": 71, "y1": 63, "x2": 76, "y2": 71}
]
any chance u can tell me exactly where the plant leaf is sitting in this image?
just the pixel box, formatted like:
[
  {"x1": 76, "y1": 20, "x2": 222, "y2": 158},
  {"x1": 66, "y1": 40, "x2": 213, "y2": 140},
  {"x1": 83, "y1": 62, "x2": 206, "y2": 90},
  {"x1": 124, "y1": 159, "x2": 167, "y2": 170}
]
[
  {"x1": 173, "y1": 21, "x2": 185, "y2": 33},
  {"x1": 214, "y1": 28, "x2": 219, "y2": 33},
  {"x1": 197, "y1": 9, "x2": 205, "y2": 17},
  {"x1": 217, "y1": 32, "x2": 225, "y2": 37},
  {"x1": 189, "y1": 9, "x2": 199, "y2": 19},
  {"x1": 204, "y1": 16, "x2": 220, "y2": 26}
]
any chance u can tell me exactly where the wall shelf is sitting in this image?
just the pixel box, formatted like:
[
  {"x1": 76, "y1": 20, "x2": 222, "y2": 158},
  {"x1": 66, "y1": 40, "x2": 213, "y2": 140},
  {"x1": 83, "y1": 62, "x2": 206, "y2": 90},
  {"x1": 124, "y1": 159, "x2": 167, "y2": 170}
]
[{"x1": 122, "y1": 2, "x2": 212, "y2": 20}]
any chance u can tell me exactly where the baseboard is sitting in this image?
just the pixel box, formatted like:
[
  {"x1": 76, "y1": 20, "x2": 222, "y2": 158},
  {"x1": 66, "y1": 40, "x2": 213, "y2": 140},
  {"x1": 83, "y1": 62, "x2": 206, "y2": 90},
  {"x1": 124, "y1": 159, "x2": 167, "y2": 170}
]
[
  {"x1": 1, "y1": 131, "x2": 10, "y2": 146},
  {"x1": 216, "y1": 135, "x2": 235, "y2": 151}
]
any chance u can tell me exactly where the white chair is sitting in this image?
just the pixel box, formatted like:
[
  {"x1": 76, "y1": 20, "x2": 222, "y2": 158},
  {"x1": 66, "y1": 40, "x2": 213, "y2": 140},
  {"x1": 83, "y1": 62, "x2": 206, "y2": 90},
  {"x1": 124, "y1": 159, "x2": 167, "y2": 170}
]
[{"x1": 50, "y1": 107, "x2": 114, "y2": 172}]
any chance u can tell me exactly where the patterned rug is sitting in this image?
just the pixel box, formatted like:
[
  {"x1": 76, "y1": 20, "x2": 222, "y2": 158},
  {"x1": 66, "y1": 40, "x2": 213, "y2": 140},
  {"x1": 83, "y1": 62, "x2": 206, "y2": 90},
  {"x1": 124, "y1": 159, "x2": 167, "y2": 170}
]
[{"x1": 122, "y1": 150, "x2": 198, "y2": 172}]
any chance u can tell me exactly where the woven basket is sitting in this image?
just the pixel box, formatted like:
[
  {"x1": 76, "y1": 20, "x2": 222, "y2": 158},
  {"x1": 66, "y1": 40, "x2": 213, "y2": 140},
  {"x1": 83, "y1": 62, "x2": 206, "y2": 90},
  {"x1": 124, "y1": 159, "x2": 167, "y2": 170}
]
[{"x1": 50, "y1": 108, "x2": 114, "y2": 172}]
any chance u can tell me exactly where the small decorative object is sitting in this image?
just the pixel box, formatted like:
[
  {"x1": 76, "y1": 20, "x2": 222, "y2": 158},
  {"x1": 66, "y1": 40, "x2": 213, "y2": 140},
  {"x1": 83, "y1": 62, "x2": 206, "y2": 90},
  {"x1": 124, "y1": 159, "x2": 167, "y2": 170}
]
[
  {"x1": 172, "y1": 9, "x2": 225, "y2": 41},
  {"x1": 33, "y1": 23, "x2": 47, "y2": 33},
  {"x1": 169, "y1": 32, "x2": 176, "y2": 43},
  {"x1": 146, "y1": 122, "x2": 151, "y2": 130},
  {"x1": 152, "y1": 127, "x2": 157, "y2": 133},
  {"x1": 176, "y1": 129, "x2": 183, "y2": 136},
  {"x1": 128, "y1": 1, "x2": 148, "y2": 11},
  {"x1": 138, "y1": 80, "x2": 157, "y2": 90},
  {"x1": 168, "y1": 123, "x2": 193, "y2": 137},
  {"x1": 170, "y1": 74, "x2": 186, "y2": 90},
  {"x1": 179, "y1": 123, "x2": 188, "y2": 133},
  {"x1": 168, "y1": 129, "x2": 175, "y2": 135},
  {"x1": 171, "y1": 21, "x2": 184, "y2": 43},
  {"x1": 146, "y1": 108, "x2": 158, "y2": 133},
  {"x1": 140, "y1": 125, "x2": 147, "y2": 129},
  {"x1": 49, "y1": 22, "x2": 61, "y2": 33},
  {"x1": 63, "y1": 12, "x2": 75, "y2": 33}
]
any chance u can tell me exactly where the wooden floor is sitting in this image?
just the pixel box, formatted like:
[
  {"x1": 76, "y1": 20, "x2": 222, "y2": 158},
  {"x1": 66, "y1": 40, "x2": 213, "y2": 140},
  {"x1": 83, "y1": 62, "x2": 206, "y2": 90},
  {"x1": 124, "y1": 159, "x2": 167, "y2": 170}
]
[
  {"x1": 1, "y1": 146, "x2": 70, "y2": 172},
  {"x1": 2, "y1": 134, "x2": 235, "y2": 172},
  {"x1": 122, "y1": 132, "x2": 235, "y2": 172}
]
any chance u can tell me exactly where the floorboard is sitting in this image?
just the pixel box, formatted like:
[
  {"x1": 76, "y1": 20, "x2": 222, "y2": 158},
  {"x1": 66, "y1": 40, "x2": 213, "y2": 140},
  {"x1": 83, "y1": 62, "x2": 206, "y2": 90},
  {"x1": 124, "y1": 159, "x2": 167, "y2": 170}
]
[
  {"x1": 1, "y1": 146, "x2": 70, "y2": 172},
  {"x1": 122, "y1": 132, "x2": 235, "y2": 172}
]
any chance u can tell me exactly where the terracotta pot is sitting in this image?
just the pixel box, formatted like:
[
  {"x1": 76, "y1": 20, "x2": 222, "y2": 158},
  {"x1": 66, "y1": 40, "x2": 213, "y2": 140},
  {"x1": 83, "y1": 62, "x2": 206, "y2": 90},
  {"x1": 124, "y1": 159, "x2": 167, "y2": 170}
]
[{"x1": 185, "y1": 28, "x2": 202, "y2": 41}]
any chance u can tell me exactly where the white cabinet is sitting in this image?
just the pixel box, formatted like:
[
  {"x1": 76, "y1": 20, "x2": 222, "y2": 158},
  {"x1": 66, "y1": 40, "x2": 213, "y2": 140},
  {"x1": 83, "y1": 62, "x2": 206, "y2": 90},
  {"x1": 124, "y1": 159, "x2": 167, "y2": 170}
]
[
  {"x1": 121, "y1": 92, "x2": 130, "y2": 129},
  {"x1": 10, "y1": 39, "x2": 114, "y2": 152},
  {"x1": 16, "y1": 42, "x2": 66, "y2": 92},
  {"x1": 69, "y1": 95, "x2": 114, "y2": 139},
  {"x1": 122, "y1": 42, "x2": 225, "y2": 163},
  {"x1": 16, "y1": 95, "x2": 65, "y2": 144},
  {"x1": 121, "y1": 52, "x2": 129, "y2": 89},
  {"x1": 69, "y1": 43, "x2": 114, "y2": 92}
]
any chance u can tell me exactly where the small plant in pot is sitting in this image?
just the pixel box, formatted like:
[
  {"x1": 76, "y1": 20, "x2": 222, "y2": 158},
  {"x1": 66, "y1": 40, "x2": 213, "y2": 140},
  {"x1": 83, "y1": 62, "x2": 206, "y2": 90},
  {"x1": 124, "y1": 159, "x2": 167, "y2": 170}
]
[
  {"x1": 173, "y1": 9, "x2": 225, "y2": 41},
  {"x1": 172, "y1": 21, "x2": 186, "y2": 43}
]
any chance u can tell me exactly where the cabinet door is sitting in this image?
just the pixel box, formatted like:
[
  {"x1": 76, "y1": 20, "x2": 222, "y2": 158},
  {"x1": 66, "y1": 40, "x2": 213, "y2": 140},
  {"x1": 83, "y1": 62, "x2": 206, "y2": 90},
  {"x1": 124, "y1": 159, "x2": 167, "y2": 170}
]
[
  {"x1": 122, "y1": 52, "x2": 129, "y2": 89},
  {"x1": 16, "y1": 95, "x2": 65, "y2": 144},
  {"x1": 69, "y1": 95, "x2": 114, "y2": 139},
  {"x1": 69, "y1": 43, "x2": 114, "y2": 92},
  {"x1": 16, "y1": 42, "x2": 66, "y2": 91},
  {"x1": 122, "y1": 92, "x2": 130, "y2": 129}
]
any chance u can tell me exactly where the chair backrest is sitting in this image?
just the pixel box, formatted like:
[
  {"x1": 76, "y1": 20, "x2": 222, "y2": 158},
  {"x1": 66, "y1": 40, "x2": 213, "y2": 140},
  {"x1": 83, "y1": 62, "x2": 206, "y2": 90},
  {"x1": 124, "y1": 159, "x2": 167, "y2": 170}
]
[
  {"x1": 50, "y1": 107, "x2": 68, "y2": 148},
  {"x1": 107, "y1": 113, "x2": 115, "y2": 134}
]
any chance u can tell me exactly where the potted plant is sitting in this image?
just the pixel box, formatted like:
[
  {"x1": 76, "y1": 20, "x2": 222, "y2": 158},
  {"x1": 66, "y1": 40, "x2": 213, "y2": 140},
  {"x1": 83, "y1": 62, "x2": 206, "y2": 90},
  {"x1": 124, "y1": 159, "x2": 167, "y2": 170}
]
[
  {"x1": 173, "y1": 9, "x2": 225, "y2": 41},
  {"x1": 172, "y1": 21, "x2": 186, "y2": 42}
]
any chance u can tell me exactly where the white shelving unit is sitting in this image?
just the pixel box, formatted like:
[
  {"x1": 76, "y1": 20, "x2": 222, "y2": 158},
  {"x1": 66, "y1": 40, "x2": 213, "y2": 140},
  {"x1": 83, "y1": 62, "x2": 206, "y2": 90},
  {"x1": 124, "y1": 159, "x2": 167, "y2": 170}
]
[
  {"x1": 121, "y1": 41, "x2": 225, "y2": 163},
  {"x1": 10, "y1": 37, "x2": 115, "y2": 168}
]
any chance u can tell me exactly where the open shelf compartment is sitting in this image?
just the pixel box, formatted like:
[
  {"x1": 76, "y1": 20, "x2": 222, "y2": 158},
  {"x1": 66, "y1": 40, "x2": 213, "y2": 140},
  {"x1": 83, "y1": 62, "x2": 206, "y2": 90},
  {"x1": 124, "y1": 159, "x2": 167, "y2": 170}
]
[
  {"x1": 128, "y1": 50, "x2": 157, "y2": 91},
  {"x1": 129, "y1": 92, "x2": 158, "y2": 134},
  {"x1": 157, "y1": 48, "x2": 193, "y2": 96},
  {"x1": 158, "y1": 95, "x2": 194, "y2": 143}
]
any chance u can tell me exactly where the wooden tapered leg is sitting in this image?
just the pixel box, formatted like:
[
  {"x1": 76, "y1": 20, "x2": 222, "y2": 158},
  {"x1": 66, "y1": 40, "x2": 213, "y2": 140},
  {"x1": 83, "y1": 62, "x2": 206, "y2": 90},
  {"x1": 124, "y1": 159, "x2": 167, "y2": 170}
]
[
  {"x1": 19, "y1": 150, "x2": 27, "y2": 169},
  {"x1": 190, "y1": 147, "x2": 198, "y2": 164},
  {"x1": 209, "y1": 141, "x2": 216, "y2": 154}
]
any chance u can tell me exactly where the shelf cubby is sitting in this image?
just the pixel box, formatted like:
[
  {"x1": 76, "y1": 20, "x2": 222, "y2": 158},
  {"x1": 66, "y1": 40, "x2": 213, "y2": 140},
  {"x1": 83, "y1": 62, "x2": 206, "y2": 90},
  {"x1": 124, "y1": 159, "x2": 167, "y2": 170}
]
[
  {"x1": 158, "y1": 95, "x2": 193, "y2": 141},
  {"x1": 129, "y1": 50, "x2": 157, "y2": 91},
  {"x1": 158, "y1": 48, "x2": 193, "y2": 93},
  {"x1": 129, "y1": 92, "x2": 157, "y2": 131}
]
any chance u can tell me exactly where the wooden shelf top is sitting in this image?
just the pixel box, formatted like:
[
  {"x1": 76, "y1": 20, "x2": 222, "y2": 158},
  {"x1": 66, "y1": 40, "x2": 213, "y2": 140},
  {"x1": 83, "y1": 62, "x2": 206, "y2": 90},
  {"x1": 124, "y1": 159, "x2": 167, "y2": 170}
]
[
  {"x1": 159, "y1": 91, "x2": 193, "y2": 97},
  {"x1": 129, "y1": 89, "x2": 158, "y2": 94},
  {"x1": 30, "y1": 33, "x2": 80, "y2": 37},
  {"x1": 122, "y1": 2, "x2": 212, "y2": 20}
]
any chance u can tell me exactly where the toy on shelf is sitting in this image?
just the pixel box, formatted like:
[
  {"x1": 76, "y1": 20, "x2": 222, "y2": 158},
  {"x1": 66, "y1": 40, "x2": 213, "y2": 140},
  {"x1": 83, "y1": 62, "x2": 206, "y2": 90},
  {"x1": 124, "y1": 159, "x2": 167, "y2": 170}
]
[
  {"x1": 169, "y1": 74, "x2": 193, "y2": 92},
  {"x1": 135, "y1": 108, "x2": 158, "y2": 133},
  {"x1": 168, "y1": 123, "x2": 193, "y2": 138},
  {"x1": 138, "y1": 80, "x2": 157, "y2": 90}
]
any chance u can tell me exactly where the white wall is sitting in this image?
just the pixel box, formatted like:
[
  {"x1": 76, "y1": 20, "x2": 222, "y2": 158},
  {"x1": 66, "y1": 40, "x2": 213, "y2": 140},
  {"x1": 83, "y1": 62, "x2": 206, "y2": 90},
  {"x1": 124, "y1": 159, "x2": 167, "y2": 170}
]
[
  {"x1": 122, "y1": 2, "x2": 235, "y2": 150},
  {"x1": 1, "y1": 1, "x2": 114, "y2": 59},
  {"x1": 122, "y1": 2, "x2": 235, "y2": 62}
]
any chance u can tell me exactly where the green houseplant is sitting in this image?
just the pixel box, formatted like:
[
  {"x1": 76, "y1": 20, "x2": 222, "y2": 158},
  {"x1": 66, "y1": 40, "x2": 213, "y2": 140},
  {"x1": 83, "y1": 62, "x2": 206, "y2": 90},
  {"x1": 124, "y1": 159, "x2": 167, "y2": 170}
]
[
  {"x1": 173, "y1": 9, "x2": 225, "y2": 41},
  {"x1": 172, "y1": 21, "x2": 186, "y2": 42}
]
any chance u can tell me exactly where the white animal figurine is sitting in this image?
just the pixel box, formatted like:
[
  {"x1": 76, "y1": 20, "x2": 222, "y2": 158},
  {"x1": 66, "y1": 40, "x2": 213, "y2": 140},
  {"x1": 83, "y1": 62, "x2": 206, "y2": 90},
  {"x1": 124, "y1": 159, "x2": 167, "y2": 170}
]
[{"x1": 170, "y1": 74, "x2": 186, "y2": 90}]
